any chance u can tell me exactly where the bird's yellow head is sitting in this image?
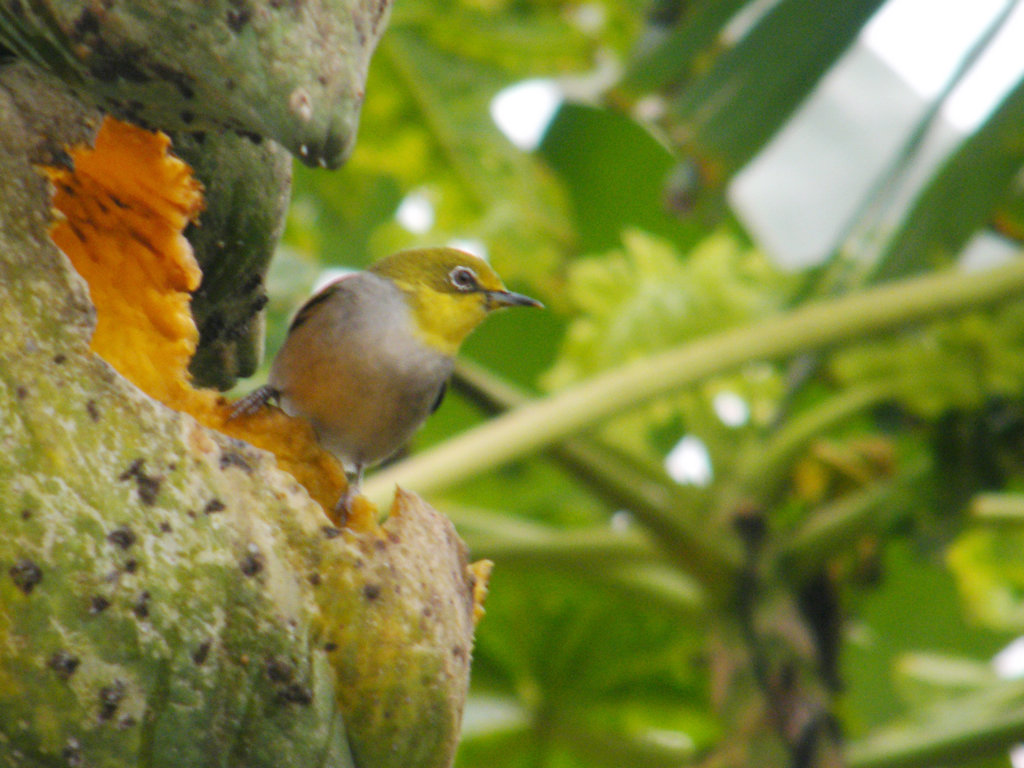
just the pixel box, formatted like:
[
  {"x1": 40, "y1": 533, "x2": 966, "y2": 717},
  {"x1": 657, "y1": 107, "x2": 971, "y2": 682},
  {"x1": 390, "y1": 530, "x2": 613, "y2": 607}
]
[{"x1": 369, "y1": 247, "x2": 541, "y2": 356}]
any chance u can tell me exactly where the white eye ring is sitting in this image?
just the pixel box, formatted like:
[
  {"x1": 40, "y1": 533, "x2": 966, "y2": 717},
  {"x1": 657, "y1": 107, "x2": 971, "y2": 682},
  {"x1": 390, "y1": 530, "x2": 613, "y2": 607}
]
[{"x1": 449, "y1": 266, "x2": 479, "y2": 291}]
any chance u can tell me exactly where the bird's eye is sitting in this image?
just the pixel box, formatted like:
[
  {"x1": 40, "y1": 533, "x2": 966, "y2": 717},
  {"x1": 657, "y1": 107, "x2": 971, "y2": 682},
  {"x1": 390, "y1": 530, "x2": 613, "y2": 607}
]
[{"x1": 448, "y1": 266, "x2": 479, "y2": 292}]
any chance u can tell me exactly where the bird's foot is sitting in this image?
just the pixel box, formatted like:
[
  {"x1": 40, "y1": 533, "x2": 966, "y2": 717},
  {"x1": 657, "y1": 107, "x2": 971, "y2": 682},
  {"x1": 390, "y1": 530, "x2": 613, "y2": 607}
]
[
  {"x1": 228, "y1": 385, "x2": 280, "y2": 420},
  {"x1": 333, "y1": 486, "x2": 359, "y2": 527},
  {"x1": 332, "y1": 465, "x2": 370, "y2": 527}
]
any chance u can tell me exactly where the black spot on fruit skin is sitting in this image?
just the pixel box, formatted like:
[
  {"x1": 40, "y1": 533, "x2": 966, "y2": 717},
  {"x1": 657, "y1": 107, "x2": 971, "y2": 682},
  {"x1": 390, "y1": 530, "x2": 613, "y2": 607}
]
[
  {"x1": 118, "y1": 459, "x2": 162, "y2": 505},
  {"x1": 120, "y1": 458, "x2": 143, "y2": 476},
  {"x1": 240, "y1": 549, "x2": 264, "y2": 577},
  {"x1": 98, "y1": 679, "x2": 126, "y2": 721},
  {"x1": 107, "y1": 525, "x2": 136, "y2": 549},
  {"x1": 47, "y1": 147, "x2": 75, "y2": 171},
  {"x1": 49, "y1": 650, "x2": 81, "y2": 681},
  {"x1": 362, "y1": 583, "x2": 381, "y2": 601},
  {"x1": 218, "y1": 450, "x2": 252, "y2": 472},
  {"x1": 203, "y1": 498, "x2": 226, "y2": 514},
  {"x1": 266, "y1": 657, "x2": 294, "y2": 683},
  {"x1": 226, "y1": 6, "x2": 252, "y2": 31},
  {"x1": 150, "y1": 62, "x2": 196, "y2": 99},
  {"x1": 133, "y1": 591, "x2": 150, "y2": 618},
  {"x1": 237, "y1": 130, "x2": 263, "y2": 145},
  {"x1": 265, "y1": 658, "x2": 314, "y2": 705},
  {"x1": 88, "y1": 41, "x2": 150, "y2": 84},
  {"x1": 242, "y1": 273, "x2": 263, "y2": 294},
  {"x1": 192, "y1": 640, "x2": 212, "y2": 666},
  {"x1": 72, "y1": 7, "x2": 100, "y2": 37},
  {"x1": 90, "y1": 595, "x2": 111, "y2": 614},
  {"x1": 277, "y1": 682, "x2": 313, "y2": 706},
  {"x1": 62, "y1": 738, "x2": 83, "y2": 767},
  {"x1": 9, "y1": 559, "x2": 42, "y2": 594}
]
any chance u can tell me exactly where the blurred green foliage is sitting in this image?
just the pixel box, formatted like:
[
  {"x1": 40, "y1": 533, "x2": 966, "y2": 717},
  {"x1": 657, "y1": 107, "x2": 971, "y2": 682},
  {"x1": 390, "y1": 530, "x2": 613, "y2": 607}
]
[{"x1": 266, "y1": 1, "x2": 1024, "y2": 765}]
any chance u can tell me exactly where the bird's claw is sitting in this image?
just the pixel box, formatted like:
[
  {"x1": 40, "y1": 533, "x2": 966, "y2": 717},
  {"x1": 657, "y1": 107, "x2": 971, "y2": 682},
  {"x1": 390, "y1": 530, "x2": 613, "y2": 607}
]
[
  {"x1": 333, "y1": 487, "x2": 358, "y2": 527},
  {"x1": 228, "y1": 385, "x2": 280, "y2": 420}
]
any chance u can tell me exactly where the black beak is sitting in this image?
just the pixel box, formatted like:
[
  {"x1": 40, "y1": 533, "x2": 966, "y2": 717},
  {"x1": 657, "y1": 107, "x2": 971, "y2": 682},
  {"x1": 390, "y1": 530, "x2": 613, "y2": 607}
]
[{"x1": 486, "y1": 290, "x2": 543, "y2": 310}]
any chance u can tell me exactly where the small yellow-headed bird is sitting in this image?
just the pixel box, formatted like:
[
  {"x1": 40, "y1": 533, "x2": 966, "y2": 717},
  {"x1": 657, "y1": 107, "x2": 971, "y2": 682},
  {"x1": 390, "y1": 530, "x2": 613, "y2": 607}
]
[{"x1": 233, "y1": 247, "x2": 541, "y2": 511}]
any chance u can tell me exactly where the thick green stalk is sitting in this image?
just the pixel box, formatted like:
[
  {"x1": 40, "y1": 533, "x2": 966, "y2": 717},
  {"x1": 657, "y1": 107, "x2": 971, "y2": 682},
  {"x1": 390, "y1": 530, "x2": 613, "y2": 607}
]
[
  {"x1": 550, "y1": 712, "x2": 696, "y2": 768},
  {"x1": 599, "y1": 562, "x2": 705, "y2": 617},
  {"x1": 365, "y1": 259, "x2": 1024, "y2": 506},
  {"x1": 448, "y1": 507, "x2": 657, "y2": 568},
  {"x1": 451, "y1": 360, "x2": 745, "y2": 591},
  {"x1": 448, "y1": 508, "x2": 704, "y2": 615},
  {"x1": 546, "y1": 437, "x2": 740, "y2": 590}
]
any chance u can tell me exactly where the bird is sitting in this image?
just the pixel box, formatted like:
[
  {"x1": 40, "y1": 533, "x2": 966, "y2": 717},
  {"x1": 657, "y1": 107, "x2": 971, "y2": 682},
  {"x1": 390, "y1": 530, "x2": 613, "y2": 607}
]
[{"x1": 231, "y1": 247, "x2": 541, "y2": 515}]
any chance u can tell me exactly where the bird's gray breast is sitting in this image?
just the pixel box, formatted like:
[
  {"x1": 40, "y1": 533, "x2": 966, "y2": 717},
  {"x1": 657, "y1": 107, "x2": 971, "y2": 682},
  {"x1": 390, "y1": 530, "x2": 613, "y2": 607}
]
[
  {"x1": 280, "y1": 272, "x2": 453, "y2": 465},
  {"x1": 348, "y1": 273, "x2": 453, "y2": 402}
]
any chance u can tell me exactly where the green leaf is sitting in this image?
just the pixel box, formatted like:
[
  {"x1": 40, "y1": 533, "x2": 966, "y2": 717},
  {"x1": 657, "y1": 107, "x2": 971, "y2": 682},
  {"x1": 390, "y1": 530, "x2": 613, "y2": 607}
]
[
  {"x1": 948, "y1": 526, "x2": 1024, "y2": 630},
  {"x1": 893, "y1": 651, "x2": 999, "y2": 707},
  {"x1": 664, "y1": 0, "x2": 887, "y2": 175},
  {"x1": 621, "y1": 0, "x2": 750, "y2": 95},
  {"x1": 541, "y1": 228, "x2": 785, "y2": 390},
  {"x1": 830, "y1": 301, "x2": 1024, "y2": 419},
  {"x1": 842, "y1": 542, "x2": 1014, "y2": 735},
  {"x1": 538, "y1": 103, "x2": 702, "y2": 254},
  {"x1": 465, "y1": 571, "x2": 716, "y2": 766},
  {"x1": 871, "y1": 77, "x2": 1024, "y2": 281}
]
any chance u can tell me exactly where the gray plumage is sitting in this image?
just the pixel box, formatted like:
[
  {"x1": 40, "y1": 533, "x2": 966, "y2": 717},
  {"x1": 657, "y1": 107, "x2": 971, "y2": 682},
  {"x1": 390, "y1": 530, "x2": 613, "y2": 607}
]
[{"x1": 270, "y1": 272, "x2": 453, "y2": 476}]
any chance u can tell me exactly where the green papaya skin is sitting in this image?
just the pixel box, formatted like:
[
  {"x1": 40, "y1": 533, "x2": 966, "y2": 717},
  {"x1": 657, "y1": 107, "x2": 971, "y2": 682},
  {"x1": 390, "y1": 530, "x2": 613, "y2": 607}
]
[
  {"x1": 0, "y1": 0, "x2": 392, "y2": 168},
  {"x1": 0, "y1": 62, "x2": 478, "y2": 768}
]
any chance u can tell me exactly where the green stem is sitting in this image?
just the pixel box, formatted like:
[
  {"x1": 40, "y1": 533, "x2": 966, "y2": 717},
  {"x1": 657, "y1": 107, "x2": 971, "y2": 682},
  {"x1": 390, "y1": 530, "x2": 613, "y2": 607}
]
[
  {"x1": 452, "y1": 360, "x2": 745, "y2": 592},
  {"x1": 450, "y1": 359, "x2": 528, "y2": 414},
  {"x1": 970, "y1": 492, "x2": 1024, "y2": 523},
  {"x1": 450, "y1": 508, "x2": 704, "y2": 614},
  {"x1": 731, "y1": 381, "x2": 895, "y2": 504},
  {"x1": 553, "y1": 438, "x2": 741, "y2": 590},
  {"x1": 365, "y1": 259, "x2": 1024, "y2": 506},
  {"x1": 550, "y1": 712, "x2": 696, "y2": 768},
  {"x1": 599, "y1": 561, "x2": 705, "y2": 617},
  {"x1": 845, "y1": 680, "x2": 1024, "y2": 768},
  {"x1": 780, "y1": 461, "x2": 926, "y2": 580},
  {"x1": 448, "y1": 506, "x2": 658, "y2": 568}
]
